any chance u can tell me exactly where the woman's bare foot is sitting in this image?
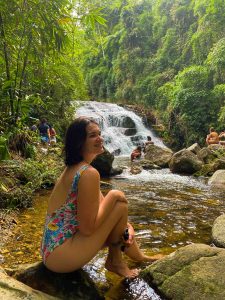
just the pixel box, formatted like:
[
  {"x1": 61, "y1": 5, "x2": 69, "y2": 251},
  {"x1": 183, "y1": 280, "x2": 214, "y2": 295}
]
[
  {"x1": 105, "y1": 259, "x2": 139, "y2": 278},
  {"x1": 141, "y1": 253, "x2": 165, "y2": 262}
]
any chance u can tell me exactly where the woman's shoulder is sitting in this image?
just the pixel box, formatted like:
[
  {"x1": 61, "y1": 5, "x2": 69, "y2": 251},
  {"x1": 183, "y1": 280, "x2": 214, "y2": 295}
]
[{"x1": 81, "y1": 165, "x2": 100, "y2": 178}]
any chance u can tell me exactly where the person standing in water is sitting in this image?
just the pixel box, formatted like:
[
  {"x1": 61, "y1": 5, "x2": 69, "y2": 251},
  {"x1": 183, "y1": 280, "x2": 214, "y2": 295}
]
[{"x1": 41, "y1": 117, "x2": 161, "y2": 278}]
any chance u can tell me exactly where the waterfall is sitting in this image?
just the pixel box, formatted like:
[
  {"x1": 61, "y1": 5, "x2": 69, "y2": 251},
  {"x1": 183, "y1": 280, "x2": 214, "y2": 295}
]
[{"x1": 76, "y1": 101, "x2": 166, "y2": 155}]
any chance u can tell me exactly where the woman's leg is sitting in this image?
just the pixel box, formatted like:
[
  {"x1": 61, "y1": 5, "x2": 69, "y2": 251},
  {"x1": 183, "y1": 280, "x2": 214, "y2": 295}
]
[
  {"x1": 124, "y1": 240, "x2": 165, "y2": 262},
  {"x1": 45, "y1": 201, "x2": 138, "y2": 277}
]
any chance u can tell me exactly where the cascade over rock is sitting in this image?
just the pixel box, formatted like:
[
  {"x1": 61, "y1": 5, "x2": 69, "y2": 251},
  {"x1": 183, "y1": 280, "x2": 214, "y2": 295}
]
[{"x1": 76, "y1": 101, "x2": 166, "y2": 156}]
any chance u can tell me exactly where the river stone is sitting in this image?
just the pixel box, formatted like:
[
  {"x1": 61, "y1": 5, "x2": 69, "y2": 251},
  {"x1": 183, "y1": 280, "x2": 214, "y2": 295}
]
[
  {"x1": 120, "y1": 116, "x2": 136, "y2": 128},
  {"x1": 208, "y1": 169, "x2": 225, "y2": 187},
  {"x1": 144, "y1": 144, "x2": 173, "y2": 168},
  {"x1": 124, "y1": 128, "x2": 137, "y2": 136},
  {"x1": 212, "y1": 214, "x2": 225, "y2": 248},
  {"x1": 187, "y1": 143, "x2": 201, "y2": 155},
  {"x1": 141, "y1": 243, "x2": 225, "y2": 300},
  {"x1": 197, "y1": 147, "x2": 217, "y2": 163},
  {"x1": 8, "y1": 262, "x2": 102, "y2": 300},
  {"x1": 169, "y1": 149, "x2": 203, "y2": 174},
  {"x1": 0, "y1": 266, "x2": 57, "y2": 299},
  {"x1": 135, "y1": 159, "x2": 161, "y2": 170},
  {"x1": 212, "y1": 158, "x2": 225, "y2": 171},
  {"x1": 91, "y1": 148, "x2": 114, "y2": 177}
]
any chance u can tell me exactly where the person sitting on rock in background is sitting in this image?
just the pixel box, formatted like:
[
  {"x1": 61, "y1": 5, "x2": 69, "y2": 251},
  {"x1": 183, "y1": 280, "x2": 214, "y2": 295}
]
[
  {"x1": 206, "y1": 127, "x2": 219, "y2": 145},
  {"x1": 38, "y1": 118, "x2": 50, "y2": 146},
  {"x1": 143, "y1": 136, "x2": 154, "y2": 153},
  {"x1": 219, "y1": 130, "x2": 225, "y2": 146},
  {"x1": 131, "y1": 145, "x2": 142, "y2": 161}
]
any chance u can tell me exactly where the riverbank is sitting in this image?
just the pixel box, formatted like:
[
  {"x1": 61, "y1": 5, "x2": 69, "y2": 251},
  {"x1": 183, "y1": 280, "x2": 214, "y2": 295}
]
[{"x1": 0, "y1": 146, "x2": 64, "y2": 260}]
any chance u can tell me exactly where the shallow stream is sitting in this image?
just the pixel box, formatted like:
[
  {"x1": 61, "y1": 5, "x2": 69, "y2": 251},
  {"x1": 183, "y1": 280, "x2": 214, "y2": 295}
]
[{"x1": 1, "y1": 156, "x2": 225, "y2": 299}]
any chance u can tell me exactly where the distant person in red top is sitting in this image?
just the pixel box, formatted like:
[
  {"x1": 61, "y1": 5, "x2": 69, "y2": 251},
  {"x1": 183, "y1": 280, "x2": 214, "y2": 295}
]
[
  {"x1": 206, "y1": 127, "x2": 219, "y2": 145},
  {"x1": 49, "y1": 125, "x2": 57, "y2": 145},
  {"x1": 131, "y1": 146, "x2": 142, "y2": 162}
]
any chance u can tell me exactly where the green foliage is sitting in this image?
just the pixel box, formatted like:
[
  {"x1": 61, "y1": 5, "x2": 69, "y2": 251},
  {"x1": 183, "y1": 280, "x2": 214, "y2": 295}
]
[
  {"x1": 206, "y1": 38, "x2": 225, "y2": 83},
  {"x1": 84, "y1": 0, "x2": 225, "y2": 148},
  {"x1": 0, "y1": 0, "x2": 107, "y2": 136},
  {"x1": 0, "y1": 136, "x2": 10, "y2": 161}
]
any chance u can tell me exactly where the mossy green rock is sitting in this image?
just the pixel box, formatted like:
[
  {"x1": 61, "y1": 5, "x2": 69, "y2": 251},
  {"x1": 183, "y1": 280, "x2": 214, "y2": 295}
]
[{"x1": 141, "y1": 243, "x2": 225, "y2": 300}]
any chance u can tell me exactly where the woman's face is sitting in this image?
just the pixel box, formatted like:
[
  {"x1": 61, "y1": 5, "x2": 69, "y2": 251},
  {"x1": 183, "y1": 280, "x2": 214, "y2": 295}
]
[{"x1": 82, "y1": 122, "x2": 104, "y2": 156}]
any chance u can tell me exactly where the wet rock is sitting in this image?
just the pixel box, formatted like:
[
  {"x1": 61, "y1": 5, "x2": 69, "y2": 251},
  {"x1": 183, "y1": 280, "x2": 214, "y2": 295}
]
[
  {"x1": 194, "y1": 163, "x2": 215, "y2": 177},
  {"x1": 0, "y1": 266, "x2": 57, "y2": 299},
  {"x1": 212, "y1": 214, "x2": 225, "y2": 248},
  {"x1": 208, "y1": 169, "x2": 225, "y2": 187},
  {"x1": 197, "y1": 147, "x2": 217, "y2": 163},
  {"x1": 130, "y1": 166, "x2": 142, "y2": 175},
  {"x1": 110, "y1": 148, "x2": 121, "y2": 156},
  {"x1": 7, "y1": 262, "x2": 103, "y2": 300},
  {"x1": 120, "y1": 116, "x2": 136, "y2": 128},
  {"x1": 110, "y1": 167, "x2": 123, "y2": 176},
  {"x1": 91, "y1": 148, "x2": 114, "y2": 177},
  {"x1": 212, "y1": 158, "x2": 225, "y2": 171},
  {"x1": 169, "y1": 149, "x2": 203, "y2": 174},
  {"x1": 124, "y1": 128, "x2": 137, "y2": 136},
  {"x1": 144, "y1": 145, "x2": 173, "y2": 168},
  {"x1": 141, "y1": 243, "x2": 225, "y2": 300},
  {"x1": 135, "y1": 159, "x2": 161, "y2": 170}
]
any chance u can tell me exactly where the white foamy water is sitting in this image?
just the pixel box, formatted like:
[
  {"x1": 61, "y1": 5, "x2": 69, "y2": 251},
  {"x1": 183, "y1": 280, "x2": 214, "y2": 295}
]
[{"x1": 76, "y1": 101, "x2": 166, "y2": 155}]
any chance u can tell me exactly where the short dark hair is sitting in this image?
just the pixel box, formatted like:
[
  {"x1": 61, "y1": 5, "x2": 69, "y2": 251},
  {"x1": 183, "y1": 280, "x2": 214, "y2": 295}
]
[
  {"x1": 137, "y1": 146, "x2": 142, "y2": 151},
  {"x1": 64, "y1": 117, "x2": 98, "y2": 166},
  {"x1": 147, "y1": 136, "x2": 152, "y2": 141}
]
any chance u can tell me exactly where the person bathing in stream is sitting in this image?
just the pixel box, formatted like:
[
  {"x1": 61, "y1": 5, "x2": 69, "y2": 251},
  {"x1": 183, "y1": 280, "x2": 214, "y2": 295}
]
[
  {"x1": 130, "y1": 145, "x2": 142, "y2": 162},
  {"x1": 41, "y1": 117, "x2": 161, "y2": 278}
]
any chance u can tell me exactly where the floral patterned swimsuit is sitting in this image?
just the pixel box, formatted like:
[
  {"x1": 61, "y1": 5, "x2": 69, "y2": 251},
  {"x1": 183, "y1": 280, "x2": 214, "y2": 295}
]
[{"x1": 41, "y1": 165, "x2": 89, "y2": 264}]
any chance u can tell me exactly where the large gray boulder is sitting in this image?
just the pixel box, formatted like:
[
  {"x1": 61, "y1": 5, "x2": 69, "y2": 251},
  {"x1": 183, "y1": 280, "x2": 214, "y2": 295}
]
[
  {"x1": 197, "y1": 147, "x2": 217, "y2": 163},
  {"x1": 2, "y1": 262, "x2": 102, "y2": 300},
  {"x1": 91, "y1": 148, "x2": 114, "y2": 177},
  {"x1": 169, "y1": 149, "x2": 203, "y2": 174},
  {"x1": 212, "y1": 214, "x2": 225, "y2": 248},
  {"x1": 208, "y1": 169, "x2": 225, "y2": 187},
  {"x1": 144, "y1": 144, "x2": 173, "y2": 168},
  {"x1": 141, "y1": 243, "x2": 225, "y2": 300},
  {"x1": 187, "y1": 143, "x2": 201, "y2": 155}
]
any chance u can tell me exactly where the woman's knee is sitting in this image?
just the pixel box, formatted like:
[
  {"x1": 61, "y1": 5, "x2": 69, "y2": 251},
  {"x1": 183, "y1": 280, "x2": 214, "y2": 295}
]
[
  {"x1": 108, "y1": 189, "x2": 127, "y2": 202},
  {"x1": 114, "y1": 200, "x2": 128, "y2": 215}
]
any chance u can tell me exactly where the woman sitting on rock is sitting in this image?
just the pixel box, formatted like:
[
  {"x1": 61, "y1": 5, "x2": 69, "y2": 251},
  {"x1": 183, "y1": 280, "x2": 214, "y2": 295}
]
[{"x1": 41, "y1": 117, "x2": 161, "y2": 278}]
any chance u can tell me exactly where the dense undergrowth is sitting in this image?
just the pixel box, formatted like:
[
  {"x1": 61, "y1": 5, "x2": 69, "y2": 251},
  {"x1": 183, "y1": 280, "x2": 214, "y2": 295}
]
[{"x1": 0, "y1": 147, "x2": 63, "y2": 209}]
